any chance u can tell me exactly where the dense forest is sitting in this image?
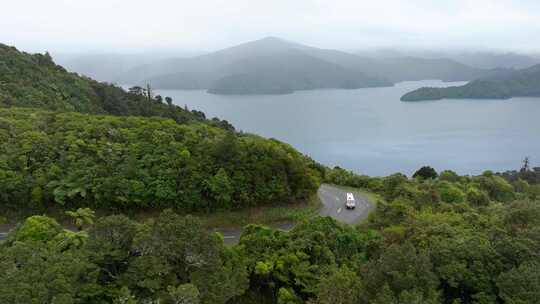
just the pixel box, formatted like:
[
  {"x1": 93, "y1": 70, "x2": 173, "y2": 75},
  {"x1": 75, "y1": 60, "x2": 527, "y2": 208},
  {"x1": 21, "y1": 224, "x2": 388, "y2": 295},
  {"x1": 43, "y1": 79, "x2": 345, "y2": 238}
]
[
  {"x1": 1, "y1": 166, "x2": 539, "y2": 303},
  {"x1": 0, "y1": 44, "x2": 323, "y2": 212},
  {"x1": 0, "y1": 43, "x2": 233, "y2": 129},
  {"x1": 0, "y1": 107, "x2": 321, "y2": 211},
  {"x1": 1, "y1": 43, "x2": 539, "y2": 304},
  {"x1": 401, "y1": 64, "x2": 540, "y2": 101}
]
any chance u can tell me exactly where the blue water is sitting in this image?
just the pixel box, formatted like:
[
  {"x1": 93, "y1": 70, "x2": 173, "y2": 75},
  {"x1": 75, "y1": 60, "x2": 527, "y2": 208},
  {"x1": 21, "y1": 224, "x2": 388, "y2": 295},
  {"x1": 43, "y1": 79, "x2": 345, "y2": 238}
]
[{"x1": 157, "y1": 80, "x2": 540, "y2": 176}]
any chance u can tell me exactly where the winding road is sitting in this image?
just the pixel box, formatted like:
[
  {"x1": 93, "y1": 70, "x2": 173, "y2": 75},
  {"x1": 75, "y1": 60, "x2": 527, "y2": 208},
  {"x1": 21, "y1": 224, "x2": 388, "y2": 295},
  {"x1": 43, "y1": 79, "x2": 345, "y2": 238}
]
[
  {"x1": 317, "y1": 184, "x2": 373, "y2": 224},
  {"x1": 0, "y1": 184, "x2": 374, "y2": 244},
  {"x1": 217, "y1": 184, "x2": 374, "y2": 244}
]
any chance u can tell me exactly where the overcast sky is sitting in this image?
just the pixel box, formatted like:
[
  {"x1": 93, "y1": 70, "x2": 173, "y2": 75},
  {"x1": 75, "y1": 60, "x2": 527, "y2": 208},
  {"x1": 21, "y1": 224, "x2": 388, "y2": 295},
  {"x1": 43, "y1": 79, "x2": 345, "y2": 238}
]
[{"x1": 2, "y1": 0, "x2": 540, "y2": 54}]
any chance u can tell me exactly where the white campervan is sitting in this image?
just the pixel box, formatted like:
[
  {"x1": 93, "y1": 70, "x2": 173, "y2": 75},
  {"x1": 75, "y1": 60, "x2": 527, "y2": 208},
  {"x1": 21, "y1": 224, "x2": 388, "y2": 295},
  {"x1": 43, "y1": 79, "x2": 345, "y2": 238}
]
[{"x1": 346, "y1": 193, "x2": 356, "y2": 209}]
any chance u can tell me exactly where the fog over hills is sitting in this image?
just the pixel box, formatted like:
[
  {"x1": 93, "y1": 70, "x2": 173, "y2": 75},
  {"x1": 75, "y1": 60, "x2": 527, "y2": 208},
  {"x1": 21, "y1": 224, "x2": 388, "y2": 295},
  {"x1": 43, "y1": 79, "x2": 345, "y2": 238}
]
[
  {"x1": 357, "y1": 49, "x2": 540, "y2": 70},
  {"x1": 118, "y1": 37, "x2": 393, "y2": 94},
  {"x1": 53, "y1": 50, "x2": 205, "y2": 83},
  {"x1": 57, "y1": 37, "x2": 539, "y2": 95}
]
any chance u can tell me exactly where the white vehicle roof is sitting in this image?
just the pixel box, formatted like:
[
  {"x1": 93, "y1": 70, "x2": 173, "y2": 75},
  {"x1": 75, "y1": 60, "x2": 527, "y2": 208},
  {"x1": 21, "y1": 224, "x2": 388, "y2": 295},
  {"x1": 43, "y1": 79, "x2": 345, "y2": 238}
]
[{"x1": 346, "y1": 193, "x2": 355, "y2": 201}]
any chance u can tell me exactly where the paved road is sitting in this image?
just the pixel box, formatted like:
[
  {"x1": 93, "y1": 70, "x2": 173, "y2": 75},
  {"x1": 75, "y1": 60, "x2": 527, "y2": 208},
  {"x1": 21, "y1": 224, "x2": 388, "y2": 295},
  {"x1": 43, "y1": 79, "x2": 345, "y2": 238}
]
[
  {"x1": 217, "y1": 184, "x2": 374, "y2": 244},
  {"x1": 0, "y1": 224, "x2": 11, "y2": 241},
  {"x1": 213, "y1": 222, "x2": 295, "y2": 245},
  {"x1": 0, "y1": 184, "x2": 374, "y2": 245},
  {"x1": 317, "y1": 184, "x2": 373, "y2": 224}
]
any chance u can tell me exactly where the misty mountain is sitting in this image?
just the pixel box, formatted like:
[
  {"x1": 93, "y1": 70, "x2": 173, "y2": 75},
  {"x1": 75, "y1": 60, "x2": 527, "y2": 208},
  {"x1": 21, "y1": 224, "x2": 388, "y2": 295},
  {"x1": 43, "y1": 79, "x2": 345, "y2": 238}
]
[
  {"x1": 363, "y1": 57, "x2": 495, "y2": 83},
  {"x1": 401, "y1": 63, "x2": 540, "y2": 101},
  {"x1": 53, "y1": 51, "x2": 203, "y2": 83},
  {"x1": 284, "y1": 46, "x2": 489, "y2": 82},
  {"x1": 449, "y1": 52, "x2": 539, "y2": 70},
  {"x1": 119, "y1": 37, "x2": 392, "y2": 94},
  {"x1": 357, "y1": 49, "x2": 539, "y2": 70},
  {"x1": 114, "y1": 37, "x2": 515, "y2": 94}
]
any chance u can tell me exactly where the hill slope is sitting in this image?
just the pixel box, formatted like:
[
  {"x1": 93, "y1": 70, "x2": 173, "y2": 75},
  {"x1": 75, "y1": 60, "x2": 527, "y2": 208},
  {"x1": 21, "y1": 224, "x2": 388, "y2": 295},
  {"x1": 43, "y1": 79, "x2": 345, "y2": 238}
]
[
  {"x1": 0, "y1": 43, "x2": 322, "y2": 211},
  {"x1": 0, "y1": 107, "x2": 321, "y2": 211},
  {"x1": 0, "y1": 44, "x2": 232, "y2": 129},
  {"x1": 401, "y1": 64, "x2": 540, "y2": 101}
]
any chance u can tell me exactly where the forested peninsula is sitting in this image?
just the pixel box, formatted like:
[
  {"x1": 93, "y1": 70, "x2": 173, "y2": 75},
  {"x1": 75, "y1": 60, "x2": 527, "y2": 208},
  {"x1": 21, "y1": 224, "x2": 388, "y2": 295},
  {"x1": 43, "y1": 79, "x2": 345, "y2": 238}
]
[{"x1": 401, "y1": 64, "x2": 540, "y2": 101}]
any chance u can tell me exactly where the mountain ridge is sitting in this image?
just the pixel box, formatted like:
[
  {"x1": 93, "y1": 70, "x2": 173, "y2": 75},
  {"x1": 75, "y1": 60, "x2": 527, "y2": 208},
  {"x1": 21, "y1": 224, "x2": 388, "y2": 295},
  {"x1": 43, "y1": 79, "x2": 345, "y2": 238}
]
[
  {"x1": 116, "y1": 37, "x2": 506, "y2": 94},
  {"x1": 119, "y1": 37, "x2": 393, "y2": 94}
]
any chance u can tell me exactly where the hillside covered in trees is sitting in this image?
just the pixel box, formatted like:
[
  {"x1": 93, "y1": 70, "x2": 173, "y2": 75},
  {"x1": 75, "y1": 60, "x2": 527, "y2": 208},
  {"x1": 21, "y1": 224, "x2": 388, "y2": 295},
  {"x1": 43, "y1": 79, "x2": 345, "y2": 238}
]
[
  {"x1": 1, "y1": 166, "x2": 539, "y2": 303},
  {"x1": 0, "y1": 107, "x2": 321, "y2": 212},
  {"x1": 401, "y1": 64, "x2": 540, "y2": 101},
  {"x1": 1, "y1": 42, "x2": 539, "y2": 304},
  {"x1": 0, "y1": 43, "x2": 232, "y2": 129},
  {"x1": 0, "y1": 44, "x2": 322, "y2": 212}
]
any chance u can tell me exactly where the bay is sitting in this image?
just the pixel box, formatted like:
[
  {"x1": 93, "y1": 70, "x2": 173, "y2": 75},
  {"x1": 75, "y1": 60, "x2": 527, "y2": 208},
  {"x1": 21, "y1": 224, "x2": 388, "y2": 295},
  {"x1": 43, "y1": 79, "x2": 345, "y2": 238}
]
[{"x1": 157, "y1": 80, "x2": 540, "y2": 176}]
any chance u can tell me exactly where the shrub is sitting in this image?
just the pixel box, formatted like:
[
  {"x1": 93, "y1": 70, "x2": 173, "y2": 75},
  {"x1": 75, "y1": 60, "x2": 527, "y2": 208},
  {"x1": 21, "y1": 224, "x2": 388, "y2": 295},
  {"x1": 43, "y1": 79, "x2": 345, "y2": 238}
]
[
  {"x1": 439, "y1": 170, "x2": 459, "y2": 182},
  {"x1": 413, "y1": 166, "x2": 438, "y2": 180},
  {"x1": 466, "y1": 187, "x2": 490, "y2": 206},
  {"x1": 438, "y1": 181, "x2": 465, "y2": 204}
]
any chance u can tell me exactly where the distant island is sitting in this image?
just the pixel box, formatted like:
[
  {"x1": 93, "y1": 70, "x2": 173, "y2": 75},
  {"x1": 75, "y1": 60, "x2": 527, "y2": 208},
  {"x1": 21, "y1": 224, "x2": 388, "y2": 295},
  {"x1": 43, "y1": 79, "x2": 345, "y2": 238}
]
[{"x1": 401, "y1": 64, "x2": 540, "y2": 101}]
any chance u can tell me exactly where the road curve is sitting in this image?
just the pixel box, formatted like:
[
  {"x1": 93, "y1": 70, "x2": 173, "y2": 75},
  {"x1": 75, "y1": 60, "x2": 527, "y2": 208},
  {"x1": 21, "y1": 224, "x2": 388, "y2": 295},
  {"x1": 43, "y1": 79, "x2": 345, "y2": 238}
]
[
  {"x1": 0, "y1": 185, "x2": 374, "y2": 244},
  {"x1": 317, "y1": 184, "x2": 373, "y2": 224},
  {"x1": 218, "y1": 184, "x2": 374, "y2": 244}
]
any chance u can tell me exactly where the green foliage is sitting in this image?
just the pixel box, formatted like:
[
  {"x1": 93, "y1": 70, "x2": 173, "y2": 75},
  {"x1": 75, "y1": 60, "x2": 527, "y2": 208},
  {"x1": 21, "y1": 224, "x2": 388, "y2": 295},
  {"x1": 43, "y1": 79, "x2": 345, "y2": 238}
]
[
  {"x1": 413, "y1": 166, "x2": 438, "y2": 180},
  {"x1": 11, "y1": 215, "x2": 63, "y2": 242},
  {"x1": 513, "y1": 179, "x2": 530, "y2": 193},
  {"x1": 439, "y1": 170, "x2": 460, "y2": 182},
  {"x1": 237, "y1": 217, "x2": 382, "y2": 303},
  {"x1": 3, "y1": 40, "x2": 539, "y2": 304},
  {"x1": 66, "y1": 207, "x2": 96, "y2": 230},
  {"x1": 313, "y1": 266, "x2": 364, "y2": 304},
  {"x1": 0, "y1": 43, "x2": 233, "y2": 130},
  {"x1": 438, "y1": 181, "x2": 465, "y2": 203},
  {"x1": 362, "y1": 243, "x2": 440, "y2": 303},
  {"x1": 466, "y1": 187, "x2": 490, "y2": 206},
  {"x1": 0, "y1": 230, "x2": 98, "y2": 303},
  {"x1": 0, "y1": 108, "x2": 320, "y2": 211},
  {"x1": 497, "y1": 260, "x2": 540, "y2": 304},
  {"x1": 166, "y1": 284, "x2": 200, "y2": 304},
  {"x1": 477, "y1": 173, "x2": 515, "y2": 202},
  {"x1": 205, "y1": 168, "x2": 234, "y2": 210},
  {"x1": 2, "y1": 186, "x2": 540, "y2": 304},
  {"x1": 114, "y1": 287, "x2": 138, "y2": 304},
  {"x1": 324, "y1": 166, "x2": 373, "y2": 190},
  {"x1": 277, "y1": 287, "x2": 301, "y2": 304},
  {"x1": 323, "y1": 167, "x2": 540, "y2": 304},
  {"x1": 0, "y1": 210, "x2": 250, "y2": 303}
]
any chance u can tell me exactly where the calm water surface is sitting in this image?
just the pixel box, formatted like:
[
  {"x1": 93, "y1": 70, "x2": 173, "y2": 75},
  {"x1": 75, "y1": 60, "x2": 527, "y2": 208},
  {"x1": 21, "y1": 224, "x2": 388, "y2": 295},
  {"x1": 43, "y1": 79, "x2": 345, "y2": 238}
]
[{"x1": 157, "y1": 80, "x2": 540, "y2": 176}]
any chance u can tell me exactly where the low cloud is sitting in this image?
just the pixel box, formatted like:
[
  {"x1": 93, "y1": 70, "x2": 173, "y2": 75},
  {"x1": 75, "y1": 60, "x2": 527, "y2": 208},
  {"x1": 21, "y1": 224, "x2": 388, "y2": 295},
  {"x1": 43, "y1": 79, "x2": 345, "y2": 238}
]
[{"x1": 1, "y1": 0, "x2": 539, "y2": 53}]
